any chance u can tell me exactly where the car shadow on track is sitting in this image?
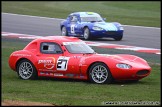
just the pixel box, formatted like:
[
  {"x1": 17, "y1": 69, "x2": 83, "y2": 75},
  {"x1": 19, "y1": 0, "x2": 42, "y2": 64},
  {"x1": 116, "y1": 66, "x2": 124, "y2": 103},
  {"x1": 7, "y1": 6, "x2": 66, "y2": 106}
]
[{"x1": 80, "y1": 38, "x2": 115, "y2": 41}]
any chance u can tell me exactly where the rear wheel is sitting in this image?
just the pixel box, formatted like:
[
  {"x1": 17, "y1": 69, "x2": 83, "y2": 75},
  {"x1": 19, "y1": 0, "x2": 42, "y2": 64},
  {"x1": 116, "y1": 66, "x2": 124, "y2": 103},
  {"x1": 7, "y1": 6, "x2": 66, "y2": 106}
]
[
  {"x1": 17, "y1": 59, "x2": 37, "y2": 80},
  {"x1": 88, "y1": 63, "x2": 113, "y2": 84},
  {"x1": 61, "y1": 26, "x2": 68, "y2": 36},
  {"x1": 83, "y1": 27, "x2": 91, "y2": 40}
]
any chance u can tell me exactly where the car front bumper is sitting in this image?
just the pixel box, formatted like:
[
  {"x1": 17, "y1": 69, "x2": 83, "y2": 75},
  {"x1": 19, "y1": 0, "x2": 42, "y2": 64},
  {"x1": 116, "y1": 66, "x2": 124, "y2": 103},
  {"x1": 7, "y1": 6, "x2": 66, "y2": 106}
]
[
  {"x1": 110, "y1": 67, "x2": 151, "y2": 81},
  {"x1": 90, "y1": 30, "x2": 124, "y2": 38}
]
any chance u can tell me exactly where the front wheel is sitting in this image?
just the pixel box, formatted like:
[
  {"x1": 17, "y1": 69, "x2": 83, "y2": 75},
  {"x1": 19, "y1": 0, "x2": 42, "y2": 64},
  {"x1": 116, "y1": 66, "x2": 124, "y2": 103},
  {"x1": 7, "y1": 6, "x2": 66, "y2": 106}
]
[
  {"x1": 83, "y1": 27, "x2": 91, "y2": 40},
  {"x1": 88, "y1": 63, "x2": 113, "y2": 84},
  {"x1": 114, "y1": 35, "x2": 123, "y2": 41},
  {"x1": 17, "y1": 59, "x2": 37, "y2": 80}
]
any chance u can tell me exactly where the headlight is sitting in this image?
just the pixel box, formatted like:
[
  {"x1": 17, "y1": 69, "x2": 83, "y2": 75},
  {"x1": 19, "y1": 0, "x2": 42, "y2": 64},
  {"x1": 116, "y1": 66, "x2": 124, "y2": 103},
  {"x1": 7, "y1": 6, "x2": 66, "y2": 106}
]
[
  {"x1": 119, "y1": 26, "x2": 124, "y2": 30},
  {"x1": 116, "y1": 63, "x2": 131, "y2": 69},
  {"x1": 92, "y1": 26, "x2": 104, "y2": 31}
]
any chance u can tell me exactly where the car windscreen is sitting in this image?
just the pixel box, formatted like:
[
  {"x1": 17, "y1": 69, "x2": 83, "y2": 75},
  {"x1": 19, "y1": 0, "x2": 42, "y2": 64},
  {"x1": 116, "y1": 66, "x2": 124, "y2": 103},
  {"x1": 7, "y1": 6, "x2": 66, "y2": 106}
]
[
  {"x1": 63, "y1": 42, "x2": 95, "y2": 54},
  {"x1": 80, "y1": 16, "x2": 103, "y2": 22}
]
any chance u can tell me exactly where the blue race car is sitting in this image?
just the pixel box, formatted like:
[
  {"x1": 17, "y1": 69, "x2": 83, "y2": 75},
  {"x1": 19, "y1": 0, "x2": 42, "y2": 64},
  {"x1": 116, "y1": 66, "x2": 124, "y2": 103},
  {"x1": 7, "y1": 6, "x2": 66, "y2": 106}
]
[{"x1": 60, "y1": 12, "x2": 124, "y2": 41}]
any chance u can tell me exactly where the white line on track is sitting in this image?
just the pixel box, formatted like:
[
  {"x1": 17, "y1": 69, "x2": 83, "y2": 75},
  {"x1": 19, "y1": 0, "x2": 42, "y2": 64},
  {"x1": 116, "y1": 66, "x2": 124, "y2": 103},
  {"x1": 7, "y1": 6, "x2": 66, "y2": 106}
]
[
  {"x1": 2, "y1": 32, "x2": 161, "y2": 55},
  {"x1": 2, "y1": 12, "x2": 64, "y2": 20},
  {"x1": 123, "y1": 25, "x2": 160, "y2": 29}
]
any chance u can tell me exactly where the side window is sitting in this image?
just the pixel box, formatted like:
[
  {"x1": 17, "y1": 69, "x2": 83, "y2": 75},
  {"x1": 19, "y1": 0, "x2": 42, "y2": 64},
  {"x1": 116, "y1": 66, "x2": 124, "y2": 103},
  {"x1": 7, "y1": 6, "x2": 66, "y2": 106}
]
[{"x1": 40, "y1": 42, "x2": 63, "y2": 54}]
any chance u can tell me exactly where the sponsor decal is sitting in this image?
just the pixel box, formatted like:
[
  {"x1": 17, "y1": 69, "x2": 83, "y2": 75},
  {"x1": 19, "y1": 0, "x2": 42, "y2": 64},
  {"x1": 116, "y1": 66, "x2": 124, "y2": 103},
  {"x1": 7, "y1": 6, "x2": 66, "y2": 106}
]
[
  {"x1": 45, "y1": 73, "x2": 49, "y2": 75},
  {"x1": 38, "y1": 57, "x2": 55, "y2": 70},
  {"x1": 54, "y1": 73, "x2": 63, "y2": 76},
  {"x1": 40, "y1": 72, "x2": 54, "y2": 76},
  {"x1": 80, "y1": 76, "x2": 85, "y2": 78},
  {"x1": 73, "y1": 56, "x2": 82, "y2": 58},
  {"x1": 50, "y1": 73, "x2": 54, "y2": 76},
  {"x1": 65, "y1": 74, "x2": 74, "y2": 77},
  {"x1": 80, "y1": 74, "x2": 85, "y2": 78},
  {"x1": 40, "y1": 72, "x2": 45, "y2": 75}
]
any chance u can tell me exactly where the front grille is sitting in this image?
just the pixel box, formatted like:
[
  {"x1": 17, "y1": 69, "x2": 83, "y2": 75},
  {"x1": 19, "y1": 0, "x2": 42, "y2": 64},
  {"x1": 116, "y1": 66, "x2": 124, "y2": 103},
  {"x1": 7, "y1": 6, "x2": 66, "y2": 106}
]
[
  {"x1": 136, "y1": 70, "x2": 149, "y2": 76},
  {"x1": 105, "y1": 31, "x2": 117, "y2": 35}
]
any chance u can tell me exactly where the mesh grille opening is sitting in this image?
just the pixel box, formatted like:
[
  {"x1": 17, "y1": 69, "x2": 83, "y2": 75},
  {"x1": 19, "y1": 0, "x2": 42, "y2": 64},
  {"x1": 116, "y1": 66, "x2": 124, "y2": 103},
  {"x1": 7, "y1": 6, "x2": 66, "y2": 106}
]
[{"x1": 136, "y1": 70, "x2": 149, "y2": 76}]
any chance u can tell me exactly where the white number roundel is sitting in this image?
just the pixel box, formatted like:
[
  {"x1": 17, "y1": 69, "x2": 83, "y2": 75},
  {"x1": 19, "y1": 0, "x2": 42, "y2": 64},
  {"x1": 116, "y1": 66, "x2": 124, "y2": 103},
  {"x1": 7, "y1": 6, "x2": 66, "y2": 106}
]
[
  {"x1": 57, "y1": 56, "x2": 70, "y2": 71},
  {"x1": 71, "y1": 25, "x2": 75, "y2": 33}
]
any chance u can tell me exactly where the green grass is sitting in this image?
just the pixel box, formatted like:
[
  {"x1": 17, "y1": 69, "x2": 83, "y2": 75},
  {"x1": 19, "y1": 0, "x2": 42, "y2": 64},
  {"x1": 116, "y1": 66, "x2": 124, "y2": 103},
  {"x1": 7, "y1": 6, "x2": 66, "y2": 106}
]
[
  {"x1": 1, "y1": 38, "x2": 161, "y2": 106},
  {"x1": 2, "y1": 1, "x2": 160, "y2": 27}
]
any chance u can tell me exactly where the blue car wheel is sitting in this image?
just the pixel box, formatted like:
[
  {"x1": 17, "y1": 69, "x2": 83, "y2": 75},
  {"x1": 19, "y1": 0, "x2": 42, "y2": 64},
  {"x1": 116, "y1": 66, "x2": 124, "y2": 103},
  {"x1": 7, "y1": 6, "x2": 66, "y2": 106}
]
[
  {"x1": 61, "y1": 26, "x2": 68, "y2": 36},
  {"x1": 83, "y1": 27, "x2": 91, "y2": 40},
  {"x1": 114, "y1": 35, "x2": 123, "y2": 41}
]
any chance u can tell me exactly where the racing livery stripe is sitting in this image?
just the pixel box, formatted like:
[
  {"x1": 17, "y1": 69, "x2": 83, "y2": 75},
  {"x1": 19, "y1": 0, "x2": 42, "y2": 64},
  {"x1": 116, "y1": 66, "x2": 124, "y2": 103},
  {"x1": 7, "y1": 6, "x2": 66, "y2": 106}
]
[
  {"x1": 2, "y1": 32, "x2": 160, "y2": 55},
  {"x1": 105, "y1": 23, "x2": 118, "y2": 31},
  {"x1": 109, "y1": 23, "x2": 118, "y2": 31}
]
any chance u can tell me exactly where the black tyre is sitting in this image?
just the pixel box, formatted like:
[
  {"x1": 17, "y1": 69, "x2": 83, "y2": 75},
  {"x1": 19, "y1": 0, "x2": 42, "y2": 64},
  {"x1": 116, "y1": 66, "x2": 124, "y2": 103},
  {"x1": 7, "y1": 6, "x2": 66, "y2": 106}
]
[
  {"x1": 88, "y1": 63, "x2": 113, "y2": 84},
  {"x1": 61, "y1": 26, "x2": 68, "y2": 36},
  {"x1": 83, "y1": 27, "x2": 91, "y2": 40},
  {"x1": 17, "y1": 59, "x2": 37, "y2": 80},
  {"x1": 114, "y1": 35, "x2": 123, "y2": 41}
]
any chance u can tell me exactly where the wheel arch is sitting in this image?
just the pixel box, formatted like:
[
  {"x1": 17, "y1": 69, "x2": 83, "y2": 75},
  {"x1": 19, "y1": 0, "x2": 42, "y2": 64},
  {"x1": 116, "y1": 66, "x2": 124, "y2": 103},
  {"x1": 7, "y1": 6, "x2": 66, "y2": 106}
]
[
  {"x1": 16, "y1": 58, "x2": 38, "y2": 80},
  {"x1": 86, "y1": 61, "x2": 114, "y2": 84},
  {"x1": 61, "y1": 25, "x2": 64, "y2": 30},
  {"x1": 86, "y1": 61, "x2": 111, "y2": 79},
  {"x1": 82, "y1": 26, "x2": 91, "y2": 40},
  {"x1": 82, "y1": 26, "x2": 89, "y2": 31},
  {"x1": 16, "y1": 58, "x2": 36, "y2": 72}
]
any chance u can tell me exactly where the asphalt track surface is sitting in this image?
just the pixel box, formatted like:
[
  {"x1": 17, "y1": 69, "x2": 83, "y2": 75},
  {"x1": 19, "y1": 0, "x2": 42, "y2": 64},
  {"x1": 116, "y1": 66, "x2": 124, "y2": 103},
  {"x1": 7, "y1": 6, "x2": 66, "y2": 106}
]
[{"x1": 2, "y1": 13, "x2": 161, "y2": 49}]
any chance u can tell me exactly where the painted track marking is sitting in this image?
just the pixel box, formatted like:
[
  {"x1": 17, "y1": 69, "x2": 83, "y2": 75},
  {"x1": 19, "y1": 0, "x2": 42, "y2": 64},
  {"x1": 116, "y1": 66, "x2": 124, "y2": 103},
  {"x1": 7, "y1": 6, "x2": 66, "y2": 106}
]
[{"x1": 2, "y1": 32, "x2": 160, "y2": 55}]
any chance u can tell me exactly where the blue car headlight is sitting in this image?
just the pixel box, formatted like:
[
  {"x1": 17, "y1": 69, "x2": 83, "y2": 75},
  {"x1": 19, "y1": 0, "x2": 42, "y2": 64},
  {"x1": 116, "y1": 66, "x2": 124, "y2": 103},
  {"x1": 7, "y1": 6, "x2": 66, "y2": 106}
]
[
  {"x1": 92, "y1": 26, "x2": 104, "y2": 31},
  {"x1": 116, "y1": 63, "x2": 131, "y2": 69},
  {"x1": 119, "y1": 26, "x2": 124, "y2": 30}
]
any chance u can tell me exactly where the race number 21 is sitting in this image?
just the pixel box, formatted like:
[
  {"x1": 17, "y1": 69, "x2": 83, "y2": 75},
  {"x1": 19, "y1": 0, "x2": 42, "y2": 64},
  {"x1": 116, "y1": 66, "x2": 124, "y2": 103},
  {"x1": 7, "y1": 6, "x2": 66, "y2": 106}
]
[{"x1": 57, "y1": 56, "x2": 70, "y2": 71}]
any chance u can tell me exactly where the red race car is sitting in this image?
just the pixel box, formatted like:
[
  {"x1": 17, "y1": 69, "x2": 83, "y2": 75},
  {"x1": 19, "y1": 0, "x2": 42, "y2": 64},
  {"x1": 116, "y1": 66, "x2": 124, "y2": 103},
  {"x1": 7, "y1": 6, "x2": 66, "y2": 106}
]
[{"x1": 8, "y1": 36, "x2": 151, "y2": 84}]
